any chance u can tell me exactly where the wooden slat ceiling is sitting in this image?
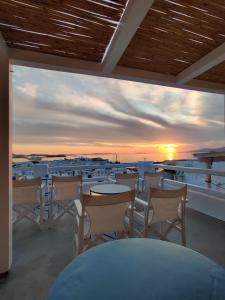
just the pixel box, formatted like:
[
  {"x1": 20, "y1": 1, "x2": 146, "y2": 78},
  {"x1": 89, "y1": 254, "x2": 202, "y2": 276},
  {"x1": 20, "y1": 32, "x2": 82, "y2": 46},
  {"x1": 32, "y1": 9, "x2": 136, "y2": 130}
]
[
  {"x1": 0, "y1": 0, "x2": 127, "y2": 62},
  {"x1": 197, "y1": 61, "x2": 225, "y2": 84},
  {"x1": 119, "y1": 0, "x2": 225, "y2": 78},
  {"x1": 1, "y1": 0, "x2": 225, "y2": 86}
]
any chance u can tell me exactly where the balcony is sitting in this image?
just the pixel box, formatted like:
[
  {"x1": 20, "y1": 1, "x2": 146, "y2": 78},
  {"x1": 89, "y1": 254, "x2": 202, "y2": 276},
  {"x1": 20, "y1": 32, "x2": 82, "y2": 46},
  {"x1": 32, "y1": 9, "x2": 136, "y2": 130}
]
[
  {"x1": 1, "y1": 0, "x2": 225, "y2": 298},
  {"x1": 1, "y1": 207, "x2": 225, "y2": 300},
  {"x1": 1, "y1": 162, "x2": 225, "y2": 299}
]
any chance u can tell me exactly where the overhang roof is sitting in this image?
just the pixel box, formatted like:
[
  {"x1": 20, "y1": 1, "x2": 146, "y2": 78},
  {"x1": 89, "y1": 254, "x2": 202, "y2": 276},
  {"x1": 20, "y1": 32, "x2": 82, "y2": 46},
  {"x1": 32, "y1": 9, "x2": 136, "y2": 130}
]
[
  {"x1": 1, "y1": 0, "x2": 225, "y2": 94},
  {"x1": 0, "y1": 0, "x2": 127, "y2": 61},
  {"x1": 193, "y1": 151, "x2": 225, "y2": 162}
]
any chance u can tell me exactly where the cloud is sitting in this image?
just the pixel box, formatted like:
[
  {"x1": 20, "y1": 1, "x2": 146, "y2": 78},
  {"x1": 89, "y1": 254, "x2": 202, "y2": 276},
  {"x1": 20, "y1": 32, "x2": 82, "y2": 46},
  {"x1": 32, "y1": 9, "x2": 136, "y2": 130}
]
[
  {"x1": 12, "y1": 66, "x2": 225, "y2": 152},
  {"x1": 16, "y1": 83, "x2": 38, "y2": 98}
]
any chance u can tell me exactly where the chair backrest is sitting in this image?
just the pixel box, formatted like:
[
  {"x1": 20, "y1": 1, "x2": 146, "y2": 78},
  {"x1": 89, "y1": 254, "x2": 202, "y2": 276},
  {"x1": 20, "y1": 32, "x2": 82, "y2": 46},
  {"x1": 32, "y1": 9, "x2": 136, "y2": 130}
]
[
  {"x1": 144, "y1": 170, "x2": 164, "y2": 199},
  {"x1": 52, "y1": 176, "x2": 82, "y2": 201},
  {"x1": 150, "y1": 185, "x2": 187, "y2": 223},
  {"x1": 145, "y1": 170, "x2": 164, "y2": 189},
  {"x1": 13, "y1": 177, "x2": 42, "y2": 205},
  {"x1": 82, "y1": 190, "x2": 135, "y2": 235},
  {"x1": 115, "y1": 173, "x2": 138, "y2": 189}
]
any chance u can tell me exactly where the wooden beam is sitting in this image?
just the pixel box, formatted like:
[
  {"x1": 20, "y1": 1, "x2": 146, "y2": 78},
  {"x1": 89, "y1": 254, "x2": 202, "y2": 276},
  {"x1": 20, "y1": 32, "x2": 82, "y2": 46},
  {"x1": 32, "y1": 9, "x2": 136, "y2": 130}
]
[
  {"x1": 0, "y1": 32, "x2": 12, "y2": 275},
  {"x1": 102, "y1": 0, "x2": 154, "y2": 74},
  {"x1": 113, "y1": 66, "x2": 225, "y2": 94},
  {"x1": 113, "y1": 65, "x2": 175, "y2": 86},
  {"x1": 176, "y1": 42, "x2": 225, "y2": 84},
  {"x1": 9, "y1": 47, "x2": 225, "y2": 94},
  {"x1": 9, "y1": 48, "x2": 102, "y2": 76}
]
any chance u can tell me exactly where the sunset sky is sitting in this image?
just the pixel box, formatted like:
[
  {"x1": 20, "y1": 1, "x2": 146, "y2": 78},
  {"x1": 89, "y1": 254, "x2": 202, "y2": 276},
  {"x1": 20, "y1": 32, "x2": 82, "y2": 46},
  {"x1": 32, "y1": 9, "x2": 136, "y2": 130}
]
[{"x1": 12, "y1": 66, "x2": 224, "y2": 161}]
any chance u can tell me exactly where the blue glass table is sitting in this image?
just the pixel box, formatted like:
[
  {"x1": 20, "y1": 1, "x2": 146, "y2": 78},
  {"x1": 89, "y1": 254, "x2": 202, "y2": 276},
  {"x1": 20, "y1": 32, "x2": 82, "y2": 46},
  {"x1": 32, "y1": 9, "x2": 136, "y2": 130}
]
[{"x1": 48, "y1": 239, "x2": 225, "y2": 300}]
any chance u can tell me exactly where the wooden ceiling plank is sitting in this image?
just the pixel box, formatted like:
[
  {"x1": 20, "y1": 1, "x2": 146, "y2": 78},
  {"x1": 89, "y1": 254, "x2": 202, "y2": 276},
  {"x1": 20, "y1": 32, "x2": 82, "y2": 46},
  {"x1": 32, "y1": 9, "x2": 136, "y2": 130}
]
[
  {"x1": 0, "y1": 0, "x2": 127, "y2": 62},
  {"x1": 3, "y1": 29, "x2": 105, "y2": 52},
  {"x1": 147, "y1": 9, "x2": 225, "y2": 41},
  {"x1": 119, "y1": 0, "x2": 225, "y2": 76},
  {"x1": 1, "y1": 0, "x2": 118, "y2": 29},
  {"x1": 0, "y1": 13, "x2": 111, "y2": 46}
]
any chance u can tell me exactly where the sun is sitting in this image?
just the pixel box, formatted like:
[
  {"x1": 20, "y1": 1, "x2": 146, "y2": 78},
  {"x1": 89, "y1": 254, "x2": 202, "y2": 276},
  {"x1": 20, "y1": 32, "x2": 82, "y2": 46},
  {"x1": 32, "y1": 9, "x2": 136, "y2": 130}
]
[{"x1": 159, "y1": 144, "x2": 176, "y2": 160}]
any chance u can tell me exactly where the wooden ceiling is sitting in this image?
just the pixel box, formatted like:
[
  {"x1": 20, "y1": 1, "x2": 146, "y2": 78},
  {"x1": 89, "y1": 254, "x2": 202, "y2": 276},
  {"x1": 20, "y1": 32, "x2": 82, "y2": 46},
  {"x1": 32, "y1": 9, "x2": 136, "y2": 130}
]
[
  {"x1": 197, "y1": 61, "x2": 225, "y2": 84},
  {"x1": 1, "y1": 0, "x2": 225, "y2": 90},
  {"x1": 119, "y1": 0, "x2": 225, "y2": 77},
  {"x1": 0, "y1": 0, "x2": 127, "y2": 62}
]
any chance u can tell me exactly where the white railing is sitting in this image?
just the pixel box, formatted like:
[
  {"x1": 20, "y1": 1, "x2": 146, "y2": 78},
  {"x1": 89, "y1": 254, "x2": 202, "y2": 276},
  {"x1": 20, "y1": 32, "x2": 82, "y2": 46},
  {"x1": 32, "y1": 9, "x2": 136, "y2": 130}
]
[
  {"x1": 149, "y1": 163, "x2": 225, "y2": 222},
  {"x1": 49, "y1": 162, "x2": 138, "y2": 173},
  {"x1": 163, "y1": 179, "x2": 225, "y2": 222},
  {"x1": 154, "y1": 163, "x2": 225, "y2": 177},
  {"x1": 13, "y1": 162, "x2": 138, "y2": 178},
  {"x1": 13, "y1": 160, "x2": 225, "y2": 221}
]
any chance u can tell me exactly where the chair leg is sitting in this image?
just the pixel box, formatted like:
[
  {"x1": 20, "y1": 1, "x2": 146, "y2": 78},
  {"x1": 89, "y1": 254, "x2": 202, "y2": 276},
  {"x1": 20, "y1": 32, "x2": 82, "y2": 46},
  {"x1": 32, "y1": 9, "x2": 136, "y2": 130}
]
[
  {"x1": 150, "y1": 226, "x2": 169, "y2": 241},
  {"x1": 143, "y1": 224, "x2": 149, "y2": 238},
  {"x1": 181, "y1": 220, "x2": 186, "y2": 246}
]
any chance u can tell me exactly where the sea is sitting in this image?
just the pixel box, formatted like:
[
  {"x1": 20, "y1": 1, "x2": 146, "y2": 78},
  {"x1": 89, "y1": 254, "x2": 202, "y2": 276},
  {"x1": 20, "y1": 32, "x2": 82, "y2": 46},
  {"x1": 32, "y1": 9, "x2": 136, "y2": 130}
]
[
  {"x1": 12, "y1": 152, "x2": 225, "y2": 192},
  {"x1": 13, "y1": 152, "x2": 194, "y2": 164}
]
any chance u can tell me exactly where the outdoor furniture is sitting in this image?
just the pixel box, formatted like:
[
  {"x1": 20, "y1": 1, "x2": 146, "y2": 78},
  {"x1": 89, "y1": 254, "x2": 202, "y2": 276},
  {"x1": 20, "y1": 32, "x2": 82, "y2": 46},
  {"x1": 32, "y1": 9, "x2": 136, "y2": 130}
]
[
  {"x1": 135, "y1": 185, "x2": 187, "y2": 245},
  {"x1": 140, "y1": 170, "x2": 164, "y2": 200},
  {"x1": 115, "y1": 173, "x2": 139, "y2": 193},
  {"x1": 90, "y1": 183, "x2": 131, "y2": 195},
  {"x1": 13, "y1": 177, "x2": 44, "y2": 227},
  {"x1": 74, "y1": 190, "x2": 135, "y2": 255},
  {"x1": 50, "y1": 176, "x2": 82, "y2": 225},
  {"x1": 47, "y1": 238, "x2": 225, "y2": 300}
]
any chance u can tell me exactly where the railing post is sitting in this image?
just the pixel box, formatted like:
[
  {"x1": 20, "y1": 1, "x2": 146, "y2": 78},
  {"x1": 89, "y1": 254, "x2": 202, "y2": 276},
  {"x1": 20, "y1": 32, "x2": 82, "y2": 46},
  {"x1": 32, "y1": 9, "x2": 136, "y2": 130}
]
[
  {"x1": 138, "y1": 161, "x2": 154, "y2": 178},
  {"x1": 205, "y1": 159, "x2": 213, "y2": 189}
]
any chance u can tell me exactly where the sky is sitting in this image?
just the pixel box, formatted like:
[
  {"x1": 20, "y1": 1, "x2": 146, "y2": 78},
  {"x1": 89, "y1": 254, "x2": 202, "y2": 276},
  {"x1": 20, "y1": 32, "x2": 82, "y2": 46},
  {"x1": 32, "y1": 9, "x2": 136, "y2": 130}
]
[{"x1": 12, "y1": 65, "x2": 225, "y2": 161}]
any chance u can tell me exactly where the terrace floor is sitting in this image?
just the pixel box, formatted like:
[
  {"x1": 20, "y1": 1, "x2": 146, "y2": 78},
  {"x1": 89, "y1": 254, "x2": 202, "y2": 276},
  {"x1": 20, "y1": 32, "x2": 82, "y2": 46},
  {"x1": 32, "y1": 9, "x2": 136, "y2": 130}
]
[{"x1": 1, "y1": 208, "x2": 225, "y2": 300}]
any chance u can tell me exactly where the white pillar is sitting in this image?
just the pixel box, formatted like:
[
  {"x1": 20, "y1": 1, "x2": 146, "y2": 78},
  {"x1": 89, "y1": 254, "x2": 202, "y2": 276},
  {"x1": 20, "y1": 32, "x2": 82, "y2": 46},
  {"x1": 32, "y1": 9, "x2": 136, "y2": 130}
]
[
  {"x1": 0, "y1": 33, "x2": 12, "y2": 275},
  {"x1": 138, "y1": 161, "x2": 154, "y2": 178}
]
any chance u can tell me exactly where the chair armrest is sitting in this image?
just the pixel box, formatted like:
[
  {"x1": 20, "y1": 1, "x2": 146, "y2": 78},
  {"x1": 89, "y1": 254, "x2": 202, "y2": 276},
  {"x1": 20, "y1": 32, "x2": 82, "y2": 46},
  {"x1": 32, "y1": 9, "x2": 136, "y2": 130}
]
[
  {"x1": 135, "y1": 197, "x2": 148, "y2": 208},
  {"x1": 108, "y1": 178, "x2": 116, "y2": 184},
  {"x1": 74, "y1": 199, "x2": 82, "y2": 217},
  {"x1": 138, "y1": 178, "x2": 144, "y2": 182},
  {"x1": 41, "y1": 182, "x2": 46, "y2": 189}
]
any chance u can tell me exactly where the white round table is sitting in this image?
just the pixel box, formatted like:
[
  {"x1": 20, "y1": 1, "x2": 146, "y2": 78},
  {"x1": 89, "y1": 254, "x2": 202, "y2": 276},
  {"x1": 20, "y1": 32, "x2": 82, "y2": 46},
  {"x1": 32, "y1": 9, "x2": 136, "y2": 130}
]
[
  {"x1": 90, "y1": 184, "x2": 131, "y2": 195},
  {"x1": 48, "y1": 239, "x2": 225, "y2": 300}
]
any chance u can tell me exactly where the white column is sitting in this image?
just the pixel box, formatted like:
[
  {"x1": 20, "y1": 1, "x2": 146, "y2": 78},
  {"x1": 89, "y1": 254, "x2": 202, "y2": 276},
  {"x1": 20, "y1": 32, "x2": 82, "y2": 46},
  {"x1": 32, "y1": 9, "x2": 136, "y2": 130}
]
[{"x1": 0, "y1": 33, "x2": 12, "y2": 275}]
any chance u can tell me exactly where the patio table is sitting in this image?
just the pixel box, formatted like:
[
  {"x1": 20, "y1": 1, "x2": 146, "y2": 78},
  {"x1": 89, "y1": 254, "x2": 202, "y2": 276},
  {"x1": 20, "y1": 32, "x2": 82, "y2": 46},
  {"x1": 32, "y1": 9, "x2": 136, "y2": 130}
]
[
  {"x1": 90, "y1": 183, "x2": 131, "y2": 195},
  {"x1": 47, "y1": 238, "x2": 225, "y2": 300}
]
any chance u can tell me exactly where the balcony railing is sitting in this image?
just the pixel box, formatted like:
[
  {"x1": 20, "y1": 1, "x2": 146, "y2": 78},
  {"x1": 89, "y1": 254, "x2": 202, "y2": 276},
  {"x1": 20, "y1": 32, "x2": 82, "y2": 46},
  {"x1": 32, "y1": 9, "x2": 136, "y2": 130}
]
[{"x1": 13, "y1": 161, "x2": 225, "y2": 222}]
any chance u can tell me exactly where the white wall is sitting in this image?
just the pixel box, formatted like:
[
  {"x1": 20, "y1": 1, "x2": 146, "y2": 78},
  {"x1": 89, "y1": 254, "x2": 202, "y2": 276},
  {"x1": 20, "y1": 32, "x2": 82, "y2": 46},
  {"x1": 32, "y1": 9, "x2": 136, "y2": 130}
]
[{"x1": 0, "y1": 33, "x2": 12, "y2": 274}]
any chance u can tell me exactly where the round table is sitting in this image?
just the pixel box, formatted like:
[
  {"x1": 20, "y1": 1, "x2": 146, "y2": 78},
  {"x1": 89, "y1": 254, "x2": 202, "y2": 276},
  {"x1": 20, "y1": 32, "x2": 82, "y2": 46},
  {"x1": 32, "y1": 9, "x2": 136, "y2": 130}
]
[
  {"x1": 90, "y1": 184, "x2": 131, "y2": 195},
  {"x1": 48, "y1": 239, "x2": 225, "y2": 300}
]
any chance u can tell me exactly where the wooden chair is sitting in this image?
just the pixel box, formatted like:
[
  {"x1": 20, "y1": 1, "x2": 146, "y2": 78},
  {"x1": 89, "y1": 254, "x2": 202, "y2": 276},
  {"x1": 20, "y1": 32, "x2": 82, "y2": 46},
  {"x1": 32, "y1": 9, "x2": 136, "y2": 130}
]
[
  {"x1": 115, "y1": 173, "x2": 139, "y2": 194},
  {"x1": 135, "y1": 185, "x2": 187, "y2": 246},
  {"x1": 115, "y1": 173, "x2": 138, "y2": 188},
  {"x1": 13, "y1": 177, "x2": 44, "y2": 227},
  {"x1": 50, "y1": 176, "x2": 82, "y2": 225},
  {"x1": 141, "y1": 170, "x2": 164, "y2": 200},
  {"x1": 74, "y1": 190, "x2": 135, "y2": 255}
]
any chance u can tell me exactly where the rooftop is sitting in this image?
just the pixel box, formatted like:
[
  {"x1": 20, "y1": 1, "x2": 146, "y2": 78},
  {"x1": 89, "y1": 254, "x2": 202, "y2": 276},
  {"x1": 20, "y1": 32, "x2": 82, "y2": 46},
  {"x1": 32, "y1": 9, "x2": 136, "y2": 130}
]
[{"x1": 193, "y1": 151, "x2": 225, "y2": 162}]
